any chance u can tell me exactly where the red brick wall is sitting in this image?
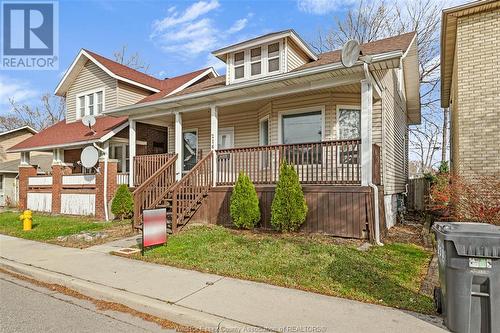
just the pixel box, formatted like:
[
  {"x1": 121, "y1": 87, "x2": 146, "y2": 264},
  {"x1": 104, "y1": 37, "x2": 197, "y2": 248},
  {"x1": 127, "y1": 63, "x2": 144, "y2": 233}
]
[
  {"x1": 95, "y1": 160, "x2": 118, "y2": 219},
  {"x1": 51, "y1": 164, "x2": 73, "y2": 214},
  {"x1": 18, "y1": 165, "x2": 37, "y2": 211}
]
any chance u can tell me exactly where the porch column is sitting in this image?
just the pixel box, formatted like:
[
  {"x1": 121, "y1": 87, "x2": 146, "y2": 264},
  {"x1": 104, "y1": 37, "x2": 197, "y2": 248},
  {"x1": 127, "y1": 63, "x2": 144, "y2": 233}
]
[
  {"x1": 52, "y1": 148, "x2": 64, "y2": 164},
  {"x1": 128, "y1": 119, "x2": 136, "y2": 187},
  {"x1": 174, "y1": 112, "x2": 183, "y2": 180},
  {"x1": 210, "y1": 105, "x2": 218, "y2": 186},
  {"x1": 361, "y1": 79, "x2": 373, "y2": 186}
]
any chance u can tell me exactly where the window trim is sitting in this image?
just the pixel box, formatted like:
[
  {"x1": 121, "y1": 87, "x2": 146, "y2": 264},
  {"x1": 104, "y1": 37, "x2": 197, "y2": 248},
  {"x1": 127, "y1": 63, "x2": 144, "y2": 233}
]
[
  {"x1": 277, "y1": 106, "x2": 326, "y2": 145},
  {"x1": 76, "y1": 87, "x2": 106, "y2": 119},
  {"x1": 230, "y1": 40, "x2": 283, "y2": 83},
  {"x1": 0, "y1": 174, "x2": 4, "y2": 193}
]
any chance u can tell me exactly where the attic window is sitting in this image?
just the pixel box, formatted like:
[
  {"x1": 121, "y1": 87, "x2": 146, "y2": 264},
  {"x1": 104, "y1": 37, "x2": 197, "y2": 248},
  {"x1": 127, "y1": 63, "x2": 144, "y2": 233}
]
[
  {"x1": 76, "y1": 88, "x2": 105, "y2": 119},
  {"x1": 268, "y1": 43, "x2": 280, "y2": 72},
  {"x1": 234, "y1": 52, "x2": 245, "y2": 79},
  {"x1": 250, "y1": 47, "x2": 261, "y2": 76}
]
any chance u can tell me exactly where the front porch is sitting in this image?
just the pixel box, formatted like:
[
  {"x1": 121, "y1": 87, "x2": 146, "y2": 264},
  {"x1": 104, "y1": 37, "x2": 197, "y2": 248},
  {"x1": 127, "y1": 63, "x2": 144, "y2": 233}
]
[{"x1": 129, "y1": 77, "x2": 384, "y2": 240}]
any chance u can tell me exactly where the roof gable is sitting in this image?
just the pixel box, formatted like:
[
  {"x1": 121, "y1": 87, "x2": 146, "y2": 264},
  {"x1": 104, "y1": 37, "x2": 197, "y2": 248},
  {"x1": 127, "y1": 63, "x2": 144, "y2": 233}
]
[{"x1": 55, "y1": 49, "x2": 164, "y2": 96}]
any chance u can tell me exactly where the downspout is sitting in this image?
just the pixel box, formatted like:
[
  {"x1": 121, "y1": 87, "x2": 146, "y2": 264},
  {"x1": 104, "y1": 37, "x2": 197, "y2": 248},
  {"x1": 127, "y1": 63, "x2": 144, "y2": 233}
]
[
  {"x1": 93, "y1": 143, "x2": 109, "y2": 222},
  {"x1": 363, "y1": 62, "x2": 383, "y2": 246}
]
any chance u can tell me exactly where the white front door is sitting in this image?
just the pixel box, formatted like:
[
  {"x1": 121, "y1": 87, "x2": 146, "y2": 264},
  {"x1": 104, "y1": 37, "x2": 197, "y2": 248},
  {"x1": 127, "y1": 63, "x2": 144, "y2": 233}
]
[{"x1": 218, "y1": 128, "x2": 234, "y2": 149}]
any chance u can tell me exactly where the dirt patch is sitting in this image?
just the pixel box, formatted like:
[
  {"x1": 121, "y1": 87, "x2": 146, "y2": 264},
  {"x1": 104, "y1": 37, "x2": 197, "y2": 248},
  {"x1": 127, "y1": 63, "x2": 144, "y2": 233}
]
[
  {"x1": 48, "y1": 222, "x2": 137, "y2": 249},
  {"x1": 0, "y1": 268, "x2": 208, "y2": 333}
]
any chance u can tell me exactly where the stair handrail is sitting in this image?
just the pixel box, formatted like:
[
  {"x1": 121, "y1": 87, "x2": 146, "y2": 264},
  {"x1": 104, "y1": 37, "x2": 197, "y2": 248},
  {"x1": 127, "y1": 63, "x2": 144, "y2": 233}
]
[
  {"x1": 133, "y1": 154, "x2": 178, "y2": 228},
  {"x1": 170, "y1": 151, "x2": 213, "y2": 233}
]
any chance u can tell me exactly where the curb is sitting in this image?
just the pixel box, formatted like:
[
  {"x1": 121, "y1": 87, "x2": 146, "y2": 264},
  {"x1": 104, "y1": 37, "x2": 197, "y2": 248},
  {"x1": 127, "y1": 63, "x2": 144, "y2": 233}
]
[{"x1": 0, "y1": 258, "x2": 267, "y2": 332}]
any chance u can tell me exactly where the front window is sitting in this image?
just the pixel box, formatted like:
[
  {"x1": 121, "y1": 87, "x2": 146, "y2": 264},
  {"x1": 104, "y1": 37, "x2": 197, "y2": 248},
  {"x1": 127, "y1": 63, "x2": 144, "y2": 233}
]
[
  {"x1": 0, "y1": 174, "x2": 3, "y2": 191},
  {"x1": 77, "y1": 89, "x2": 104, "y2": 118},
  {"x1": 337, "y1": 107, "x2": 361, "y2": 164},
  {"x1": 282, "y1": 111, "x2": 322, "y2": 164}
]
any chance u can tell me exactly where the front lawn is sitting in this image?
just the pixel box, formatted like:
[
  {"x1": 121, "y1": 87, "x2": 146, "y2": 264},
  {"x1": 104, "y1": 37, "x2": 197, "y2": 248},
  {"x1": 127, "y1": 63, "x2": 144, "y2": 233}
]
[
  {"x1": 0, "y1": 211, "x2": 134, "y2": 247},
  {"x1": 136, "y1": 225, "x2": 434, "y2": 314}
]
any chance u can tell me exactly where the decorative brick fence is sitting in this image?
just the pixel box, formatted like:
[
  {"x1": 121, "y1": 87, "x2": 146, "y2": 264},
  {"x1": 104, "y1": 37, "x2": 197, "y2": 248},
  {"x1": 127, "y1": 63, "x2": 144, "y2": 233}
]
[{"x1": 19, "y1": 160, "x2": 118, "y2": 220}]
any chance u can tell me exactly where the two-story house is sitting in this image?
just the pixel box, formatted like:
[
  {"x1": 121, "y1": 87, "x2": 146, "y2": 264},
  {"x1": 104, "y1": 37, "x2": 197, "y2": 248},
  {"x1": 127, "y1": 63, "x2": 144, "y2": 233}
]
[{"x1": 12, "y1": 30, "x2": 420, "y2": 243}]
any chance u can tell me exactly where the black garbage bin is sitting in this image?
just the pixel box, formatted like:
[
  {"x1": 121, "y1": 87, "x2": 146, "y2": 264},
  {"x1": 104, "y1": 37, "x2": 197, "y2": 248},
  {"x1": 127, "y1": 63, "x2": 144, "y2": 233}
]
[{"x1": 433, "y1": 222, "x2": 500, "y2": 333}]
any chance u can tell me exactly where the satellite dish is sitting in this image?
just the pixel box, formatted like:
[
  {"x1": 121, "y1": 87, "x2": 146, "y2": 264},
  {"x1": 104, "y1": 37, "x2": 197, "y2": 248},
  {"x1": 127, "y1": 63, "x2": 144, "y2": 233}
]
[
  {"x1": 80, "y1": 146, "x2": 99, "y2": 169},
  {"x1": 341, "y1": 40, "x2": 361, "y2": 68},
  {"x1": 82, "y1": 115, "x2": 96, "y2": 134}
]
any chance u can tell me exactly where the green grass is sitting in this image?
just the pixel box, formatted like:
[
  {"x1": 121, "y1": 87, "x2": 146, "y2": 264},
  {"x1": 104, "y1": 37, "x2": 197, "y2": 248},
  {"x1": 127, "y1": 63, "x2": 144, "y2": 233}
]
[
  {"x1": 0, "y1": 211, "x2": 122, "y2": 241},
  {"x1": 138, "y1": 225, "x2": 434, "y2": 314}
]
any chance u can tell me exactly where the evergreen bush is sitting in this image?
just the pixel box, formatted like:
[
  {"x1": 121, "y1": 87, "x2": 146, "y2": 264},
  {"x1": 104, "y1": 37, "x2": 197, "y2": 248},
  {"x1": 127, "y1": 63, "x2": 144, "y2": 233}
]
[
  {"x1": 271, "y1": 162, "x2": 308, "y2": 232},
  {"x1": 111, "y1": 184, "x2": 134, "y2": 220},
  {"x1": 230, "y1": 172, "x2": 260, "y2": 229}
]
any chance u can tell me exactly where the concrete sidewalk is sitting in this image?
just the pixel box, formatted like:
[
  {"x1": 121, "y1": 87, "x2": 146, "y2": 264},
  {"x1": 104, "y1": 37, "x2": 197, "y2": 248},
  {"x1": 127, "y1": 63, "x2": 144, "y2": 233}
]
[{"x1": 0, "y1": 235, "x2": 447, "y2": 332}]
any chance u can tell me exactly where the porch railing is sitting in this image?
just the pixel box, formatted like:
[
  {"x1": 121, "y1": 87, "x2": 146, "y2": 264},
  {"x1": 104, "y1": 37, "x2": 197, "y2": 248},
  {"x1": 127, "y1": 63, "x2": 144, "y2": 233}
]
[
  {"x1": 133, "y1": 155, "x2": 177, "y2": 228},
  {"x1": 133, "y1": 153, "x2": 176, "y2": 187},
  {"x1": 171, "y1": 151, "x2": 213, "y2": 233},
  {"x1": 216, "y1": 139, "x2": 361, "y2": 185}
]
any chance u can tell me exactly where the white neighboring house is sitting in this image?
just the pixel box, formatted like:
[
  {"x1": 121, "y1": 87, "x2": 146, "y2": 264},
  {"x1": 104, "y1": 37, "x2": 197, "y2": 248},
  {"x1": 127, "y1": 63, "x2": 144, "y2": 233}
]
[{"x1": 0, "y1": 126, "x2": 52, "y2": 207}]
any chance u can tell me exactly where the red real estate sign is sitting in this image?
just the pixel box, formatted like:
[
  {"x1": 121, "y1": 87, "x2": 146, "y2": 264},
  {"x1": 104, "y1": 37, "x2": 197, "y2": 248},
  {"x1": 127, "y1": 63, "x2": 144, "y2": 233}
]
[{"x1": 142, "y1": 208, "x2": 167, "y2": 249}]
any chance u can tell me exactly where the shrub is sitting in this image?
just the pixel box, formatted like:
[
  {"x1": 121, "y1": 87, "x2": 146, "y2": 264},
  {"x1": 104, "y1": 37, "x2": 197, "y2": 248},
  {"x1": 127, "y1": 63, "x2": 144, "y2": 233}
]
[
  {"x1": 111, "y1": 184, "x2": 134, "y2": 220},
  {"x1": 230, "y1": 172, "x2": 260, "y2": 229},
  {"x1": 429, "y1": 174, "x2": 500, "y2": 225},
  {"x1": 271, "y1": 162, "x2": 308, "y2": 232}
]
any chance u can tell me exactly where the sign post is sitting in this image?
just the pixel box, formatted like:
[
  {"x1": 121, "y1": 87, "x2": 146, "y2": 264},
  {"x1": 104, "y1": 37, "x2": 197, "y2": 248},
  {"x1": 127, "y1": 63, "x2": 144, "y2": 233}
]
[{"x1": 142, "y1": 208, "x2": 167, "y2": 254}]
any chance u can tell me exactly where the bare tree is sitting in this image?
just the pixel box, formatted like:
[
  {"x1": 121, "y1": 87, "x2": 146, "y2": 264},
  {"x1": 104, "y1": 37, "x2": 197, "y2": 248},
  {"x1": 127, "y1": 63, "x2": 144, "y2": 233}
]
[
  {"x1": 313, "y1": 0, "x2": 448, "y2": 170},
  {"x1": 113, "y1": 45, "x2": 150, "y2": 73},
  {"x1": 0, "y1": 94, "x2": 65, "y2": 132}
]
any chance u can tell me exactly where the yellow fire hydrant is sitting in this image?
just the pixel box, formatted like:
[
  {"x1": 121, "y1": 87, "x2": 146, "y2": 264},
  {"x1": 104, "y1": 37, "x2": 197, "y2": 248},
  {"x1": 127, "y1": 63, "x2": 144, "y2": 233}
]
[{"x1": 19, "y1": 210, "x2": 33, "y2": 231}]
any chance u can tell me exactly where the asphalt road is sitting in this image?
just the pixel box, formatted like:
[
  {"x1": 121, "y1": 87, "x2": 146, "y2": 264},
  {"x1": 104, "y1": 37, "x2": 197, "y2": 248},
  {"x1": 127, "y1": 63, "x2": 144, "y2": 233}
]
[{"x1": 0, "y1": 272, "x2": 173, "y2": 333}]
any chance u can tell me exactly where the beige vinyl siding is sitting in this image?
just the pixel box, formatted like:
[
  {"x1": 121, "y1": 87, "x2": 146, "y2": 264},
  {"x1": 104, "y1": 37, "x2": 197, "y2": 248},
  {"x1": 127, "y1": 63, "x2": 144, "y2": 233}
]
[
  {"x1": 66, "y1": 60, "x2": 117, "y2": 123},
  {"x1": 117, "y1": 82, "x2": 153, "y2": 107},
  {"x1": 286, "y1": 38, "x2": 310, "y2": 71},
  {"x1": 375, "y1": 69, "x2": 408, "y2": 195},
  {"x1": 0, "y1": 130, "x2": 33, "y2": 163}
]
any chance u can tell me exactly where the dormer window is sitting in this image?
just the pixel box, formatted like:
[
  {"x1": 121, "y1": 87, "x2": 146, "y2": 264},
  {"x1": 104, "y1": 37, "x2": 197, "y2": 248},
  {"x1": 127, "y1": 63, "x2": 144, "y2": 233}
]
[
  {"x1": 268, "y1": 43, "x2": 280, "y2": 72},
  {"x1": 250, "y1": 47, "x2": 261, "y2": 76},
  {"x1": 230, "y1": 41, "x2": 283, "y2": 82},
  {"x1": 76, "y1": 88, "x2": 104, "y2": 119},
  {"x1": 234, "y1": 51, "x2": 245, "y2": 79}
]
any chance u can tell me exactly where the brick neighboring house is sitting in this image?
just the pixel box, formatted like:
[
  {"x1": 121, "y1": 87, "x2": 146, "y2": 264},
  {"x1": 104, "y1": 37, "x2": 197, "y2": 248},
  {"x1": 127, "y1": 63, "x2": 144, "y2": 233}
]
[{"x1": 441, "y1": 0, "x2": 500, "y2": 180}]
